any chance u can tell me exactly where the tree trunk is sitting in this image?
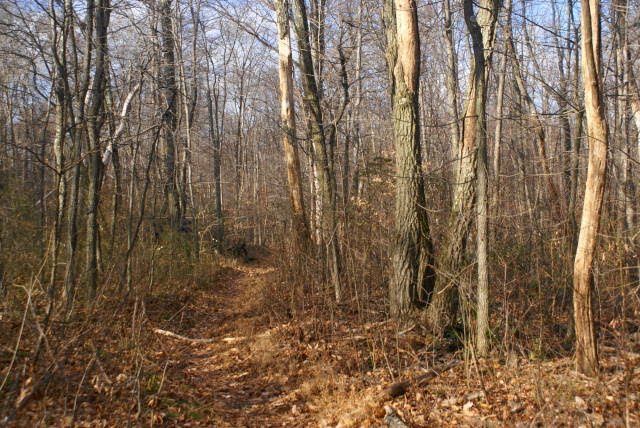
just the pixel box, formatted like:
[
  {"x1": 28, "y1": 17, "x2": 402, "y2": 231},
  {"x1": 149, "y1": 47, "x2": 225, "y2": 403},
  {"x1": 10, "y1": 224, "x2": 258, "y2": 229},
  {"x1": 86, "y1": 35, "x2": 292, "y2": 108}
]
[
  {"x1": 492, "y1": 0, "x2": 510, "y2": 213},
  {"x1": 85, "y1": 0, "x2": 110, "y2": 299},
  {"x1": 203, "y1": 51, "x2": 224, "y2": 245},
  {"x1": 159, "y1": 0, "x2": 181, "y2": 229},
  {"x1": 442, "y1": 0, "x2": 460, "y2": 159},
  {"x1": 613, "y1": 0, "x2": 636, "y2": 287},
  {"x1": 276, "y1": 0, "x2": 310, "y2": 247},
  {"x1": 462, "y1": 0, "x2": 497, "y2": 356},
  {"x1": 63, "y1": 0, "x2": 94, "y2": 309},
  {"x1": 293, "y1": 0, "x2": 341, "y2": 301},
  {"x1": 48, "y1": 0, "x2": 72, "y2": 310},
  {"x1": 426, "y1": 0, "x2": 499, "y2": 336},
  {"x1": 573, "y1": 0, "x2": 608, "y2": 377},
  {"x1": 384, "y1": 0, "x2": 436, "y2": 318}
]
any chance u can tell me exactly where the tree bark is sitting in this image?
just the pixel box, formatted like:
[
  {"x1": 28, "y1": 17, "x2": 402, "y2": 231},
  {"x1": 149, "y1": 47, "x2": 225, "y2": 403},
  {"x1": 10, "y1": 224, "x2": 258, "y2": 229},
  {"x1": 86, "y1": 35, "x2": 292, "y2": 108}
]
[
  {"x1": 573, "y1": 0, "x2": 608, "y2": 377},
  {"x1": 276, "y1": 0, "x2": 310, "y2": 248},
  {"x1": 159, "y1": 0, "x2": 181, "y2": 229},
  {"x1": 85, "y1": 0, "x2": 110, "y2": 299},
  {"x1": 492, "y1": 0, "x2": 509, "y2": 203},
  {"x1": 48, "y1": 0, "x2": 72, "y2": 310},
  {"x1": 202, "y1": 34, "x2": 224, "y2": 245},
  {"x1": 426, "y1": 0, "x2": 499, "y2": 336},
  {"x1": 385, "y1": 0, "x2": 436, "y2": 318},
  {"x1": 442, "y1": 0, "x2": 460, "y2": 158},
  {"x1": 293, "y1": 0, "x2": 342, "y2": 301}
]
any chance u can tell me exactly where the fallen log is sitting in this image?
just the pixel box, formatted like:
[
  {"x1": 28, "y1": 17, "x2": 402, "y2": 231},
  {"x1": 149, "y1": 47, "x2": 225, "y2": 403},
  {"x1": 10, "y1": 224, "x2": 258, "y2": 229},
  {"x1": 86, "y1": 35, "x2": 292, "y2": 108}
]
[{"x1": 386, "y1": 360, "x2": 460, "y2": 398}]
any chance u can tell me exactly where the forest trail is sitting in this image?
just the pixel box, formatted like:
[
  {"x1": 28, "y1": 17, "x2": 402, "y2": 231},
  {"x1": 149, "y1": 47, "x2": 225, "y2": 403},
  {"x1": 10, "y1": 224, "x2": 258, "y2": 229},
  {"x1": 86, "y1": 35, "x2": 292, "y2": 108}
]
[
  {"x1": 5, "y1": 254, "x2": 638, "y2": 427},
  {"x1": 149, "y1": 256, "x2": 318, "y2": 427},
  {"x1": 147, "y1": 255, "x2": 640, "y2": 428}
]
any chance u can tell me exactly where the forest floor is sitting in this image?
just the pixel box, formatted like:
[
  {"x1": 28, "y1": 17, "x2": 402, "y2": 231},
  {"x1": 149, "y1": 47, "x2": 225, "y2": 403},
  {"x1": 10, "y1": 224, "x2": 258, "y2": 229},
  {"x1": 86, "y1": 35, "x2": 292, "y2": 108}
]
[{"x1": 2, "y1": 253, "x2": 640, "y2": 427}]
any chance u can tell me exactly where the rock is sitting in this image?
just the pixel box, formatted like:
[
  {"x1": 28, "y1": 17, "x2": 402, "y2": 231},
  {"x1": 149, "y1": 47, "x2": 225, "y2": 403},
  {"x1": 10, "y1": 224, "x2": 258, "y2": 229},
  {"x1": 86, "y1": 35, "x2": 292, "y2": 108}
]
[{"x1": 383, "y1": 405, "x2": 409, "y2": 428}]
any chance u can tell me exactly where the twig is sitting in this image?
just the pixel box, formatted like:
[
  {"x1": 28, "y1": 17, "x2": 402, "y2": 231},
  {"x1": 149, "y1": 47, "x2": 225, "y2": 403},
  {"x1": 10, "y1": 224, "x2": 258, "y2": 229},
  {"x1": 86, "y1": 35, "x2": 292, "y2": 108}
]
[
  {"x1": 386, "y1": 360, "x2": 460, "y2": 398},
  {"x1": 72, "y1": 356, "x2": 96, "y2": 423},
  {"x1": 0, "y1": 287, "x2": 31, "y2": 392},
  {"x1": 152, "y1": 328, "x2": 217, "y2": 343}
]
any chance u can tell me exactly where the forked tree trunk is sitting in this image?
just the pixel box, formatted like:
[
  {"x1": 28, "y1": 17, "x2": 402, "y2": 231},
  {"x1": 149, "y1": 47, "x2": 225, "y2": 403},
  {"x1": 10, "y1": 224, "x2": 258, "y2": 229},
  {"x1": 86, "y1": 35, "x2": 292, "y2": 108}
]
[
  {"x1": 426, "y1": 0, "x2": 499, "y2": 337},
  {"x1": 573, "y1": 0, "x2": 608, "y2": 377},
  {"x1": 384, "y1": 0, "x2": 436, "y2": 318},
  {"x1": 276, "y1": 0, "x2": 310, "y2": 248}
]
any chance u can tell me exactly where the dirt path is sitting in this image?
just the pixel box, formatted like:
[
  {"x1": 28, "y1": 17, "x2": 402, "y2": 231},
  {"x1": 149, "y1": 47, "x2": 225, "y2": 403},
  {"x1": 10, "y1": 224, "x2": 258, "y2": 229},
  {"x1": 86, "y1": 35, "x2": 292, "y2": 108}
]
[{"x1": 152, "y1": 258, "x2": 315, "y2": 427}]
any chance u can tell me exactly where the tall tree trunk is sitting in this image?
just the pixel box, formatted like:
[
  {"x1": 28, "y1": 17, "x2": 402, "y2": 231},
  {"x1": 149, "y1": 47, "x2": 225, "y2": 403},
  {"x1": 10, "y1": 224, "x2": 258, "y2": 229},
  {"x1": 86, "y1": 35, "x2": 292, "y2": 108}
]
[
  {"x1": 176, "y1": 0, "x2": 200, "y2": 255},
  {"x1": 426, "y1": 0, "x2": 499, "y2": 336},
  {"x1": 573, "y1": 0, "x2": 608, "y2": 377},
  {"x1": 613, "y1": 0, "x2": 636, "y2": 287},
  {"x1": 350, "y1": 0, "x2": 364, "y2": 200},
  {"x1": 159, "y1": 0, "x2": 181, "y2": 229},
  {"x1": 463, "y1": 0, "x2": 498, "y2": 356},
  {"x1": 554, "y1": 0, "x2": 574, "y2": 207},
  {"x1": 64, "y1": 0, "x2": 94, "y2": 308},
  {"x1": 48, "y1": 0, "x2": 71, "y2": 310},
  {"x1": 568, "y1": 2, "x2": 582, "y2": 252},
  {"x1": 234, "y1": 79, "x2": 245, "y2": 213},
  {"x1": 85, "y1": 0, "x2": 110, "y2": 299},
  {"x1": 384, "y1": 0, "x2": 435, "y2": 318},
  {"x1": 205, "y1": 81, "x2": 224, "y2": 244},
  {"x1": 442, "y1": 0, "x2": 460, "y2": 158},
  {"x1": 293, "y1": 0, "x2": 341, "y2": 301},
  {"x1": 492, "y1": 0, "x2": 510, "y2": 212},
  {"x1": 276, "y1": 0, "x2": 310, "y2": 247},
  {"x1": 201, "y1": 22, "x2": 225, "y2": 245}
]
